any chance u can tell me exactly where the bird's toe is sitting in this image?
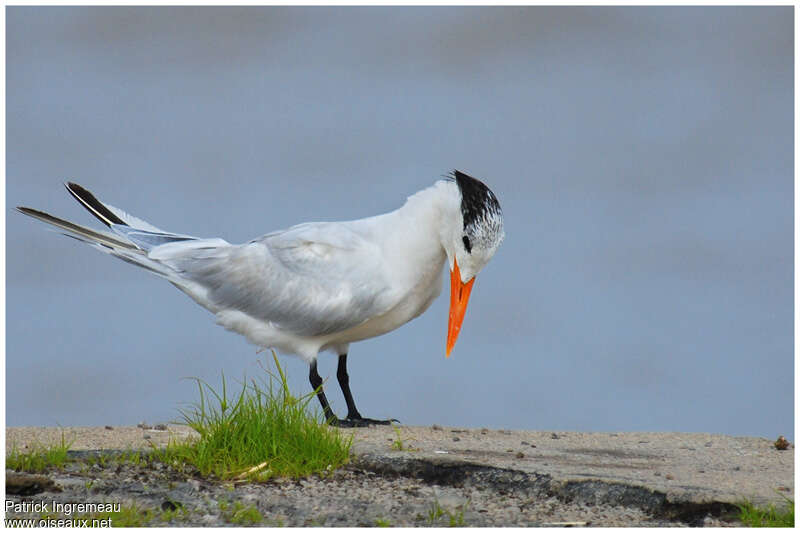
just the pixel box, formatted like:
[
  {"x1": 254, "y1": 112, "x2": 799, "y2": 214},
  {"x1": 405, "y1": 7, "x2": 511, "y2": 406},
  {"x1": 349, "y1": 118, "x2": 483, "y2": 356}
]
[
  {"x1": 350, "y1": 417, "x2": 398, "y2": 426},
  {"x1": 328, "y1": 418, "x2": 370, "y2": 428}
]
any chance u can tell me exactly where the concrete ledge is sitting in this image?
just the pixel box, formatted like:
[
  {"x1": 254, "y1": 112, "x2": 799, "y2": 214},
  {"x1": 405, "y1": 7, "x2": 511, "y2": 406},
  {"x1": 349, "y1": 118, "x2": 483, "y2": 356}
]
[{"x1": 346, "y1": 426, "x2": 793, "y2": 509}]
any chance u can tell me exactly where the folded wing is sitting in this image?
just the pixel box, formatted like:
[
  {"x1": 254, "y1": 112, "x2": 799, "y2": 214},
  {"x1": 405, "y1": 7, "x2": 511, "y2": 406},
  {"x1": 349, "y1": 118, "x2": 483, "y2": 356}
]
[{"x1": 157, "y1": 222, "x2": 393, "y2": 337}]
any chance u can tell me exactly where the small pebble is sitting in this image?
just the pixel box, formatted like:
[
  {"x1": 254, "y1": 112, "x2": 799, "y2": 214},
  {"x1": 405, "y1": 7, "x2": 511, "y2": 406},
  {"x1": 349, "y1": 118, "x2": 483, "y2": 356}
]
[
  {"x1": 452, "y1": 437, "x2": 460, "y2": 442},
  {"x1": 665, "y1": 474, "x2": 674, "y2": 480},
  {"x1": 143, "y1": 434, "x2": 151, "y2": 440},
  {"x1": 154, "y1": 424, "x2": 168, "y2": 431},
  {"x1": 480, "y1": 428, "x2": 489, "y2": 435},
  {"x1": 161, "y1": 500, "x2": 180, "y2": 511},
  {"x1": 520, "y1": 441, "x2": 529, "y2": 445},
  {"x1": 550, "y1": 433, "x2": 559, "y2": 440},
  {"x1": 104, "y1": 425, "x2": 113, "y2": 430},
  {"x1": 431, "y1": 424, "x2": 442, "y2": 431},
  {"x1": 704, "y1": 441, "x2": 713, "y2": 447},
  {"x1": 775, "y1": 436, "x2": 790, "y2": 450},
  {"x1": 516, "y1": 451, "x2": 525, "y2": 459}
]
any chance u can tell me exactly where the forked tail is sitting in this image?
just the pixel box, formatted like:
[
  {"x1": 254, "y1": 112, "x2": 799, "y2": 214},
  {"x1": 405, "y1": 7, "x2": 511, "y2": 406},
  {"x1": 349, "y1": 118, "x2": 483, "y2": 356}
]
[{"x1": 17, "y1": 183, "x2": 199, "y2": 278}]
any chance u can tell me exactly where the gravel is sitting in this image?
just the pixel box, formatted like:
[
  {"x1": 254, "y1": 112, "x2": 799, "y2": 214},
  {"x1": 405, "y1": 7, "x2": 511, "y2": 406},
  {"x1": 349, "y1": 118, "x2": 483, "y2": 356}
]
[
  {"x1": 6, "y1": 454, "x2": 740, "y2": 526},
  {"x1": 5, "y1": 454, "x2": 737, "y2": 527}
]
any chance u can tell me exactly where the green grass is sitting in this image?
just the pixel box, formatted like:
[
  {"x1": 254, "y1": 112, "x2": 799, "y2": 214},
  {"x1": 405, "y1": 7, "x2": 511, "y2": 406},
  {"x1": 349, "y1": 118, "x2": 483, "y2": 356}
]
[
  {"x1": 160, "y1": 352, "x2": 352, "y2": 481},
  {"x1": 6, "y1": 432, "x2": 72, "y2": 472},
  {"x1": 218, "y1": 500, "x2": 264, "y2": 525},
  {"x1": 85, "y1": 502, "x2": 188, "y2": 526},
  {"x1": 158, "y1": 503, "x2": 190, "y2": 524},
  {"x1": 389, "y1": 425, "x2": 416, "y2": 451},
  {"x1": 390, "y1": 425, "x2": 406, "y2": 451},
  {"x1": 737, "y1": 498, "x2": 794, "y2": 527},
  {"x1": 101, "y1": 504, "x2": 155, "y2": 527},
  {"x1": 425, "y1": 497, "x2": 468, "y2": 527},
  {"x1": 427, "y1": 501, "x2": 445, "y2": 524},
  {"x1": 36, "y1": 504, "x2": 158, "y2": 527},
  {"x1": 6, "y1": 354, "x2": 350, "y2": 483},
  {"x1": 82, "y1": 449, "x2": 149, "y2": 469},
  {"x1": 7, "y1": 355, "x2": 349, "y2": 527},
  {"x1": 6, "y1": 434, "x2": 156, "y2": 476}
]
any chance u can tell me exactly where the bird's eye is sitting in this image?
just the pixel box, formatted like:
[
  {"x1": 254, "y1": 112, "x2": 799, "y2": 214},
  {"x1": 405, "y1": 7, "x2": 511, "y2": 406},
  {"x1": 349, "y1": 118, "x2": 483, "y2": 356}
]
[{"x1": 462, "y1": 235, "x2": 472, "y2": 253}]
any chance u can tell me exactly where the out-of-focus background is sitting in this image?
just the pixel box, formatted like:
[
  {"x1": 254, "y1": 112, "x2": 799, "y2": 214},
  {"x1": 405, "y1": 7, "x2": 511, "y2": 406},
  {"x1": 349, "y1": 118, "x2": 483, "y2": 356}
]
[{"x1": 7, "y1": 7, "x2": 793, "y2": 439}]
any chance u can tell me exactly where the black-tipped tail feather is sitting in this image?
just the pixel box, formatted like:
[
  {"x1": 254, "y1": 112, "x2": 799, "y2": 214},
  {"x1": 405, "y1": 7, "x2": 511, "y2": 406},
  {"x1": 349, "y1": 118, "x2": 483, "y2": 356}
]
[
  {"x1": 16, "y1": 206, "x2": 137, "y2": 251},
  {"x1": 16, "y1": 205, "x2": 182, "y2": 281},
  {"x1": 65, "y1": 182, "x2": 127, "y2": 228},
  {"x1": 22, "y1": 183, "x2": 200, "y2": 256}
]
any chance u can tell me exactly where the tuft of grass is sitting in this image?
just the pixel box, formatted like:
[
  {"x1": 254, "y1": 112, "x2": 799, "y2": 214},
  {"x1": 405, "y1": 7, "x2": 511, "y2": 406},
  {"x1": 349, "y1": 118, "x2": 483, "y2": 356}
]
[
  {"x1": 737, "y1": 498, "x2": 794, "y2": 527},
  {"x1": 115, "y1": 449, "x2": 147, "y2": 466},
  {"x1": 92, "y1": 503, "x2": 155, "y2": 527},
  {"x1": 427, "y1": 501, "x2": 445, "y2": 524},
  {"x1": 219, "y1": 500, "x2": 264, "y2": 525},
  {"x1": 390, "y1": 425, "x2": 416, "y2": 451},
  {"x1": 375, "y1": 517, "x2": 392, "y2": 527},
  {"x1": 448, "y1": 503, "x2": 467, "y2": 527},
  {"x1": 161, "y1": 352, "x2": 352, "y2": 481},
  {"x1": 6, "y1": 432, "x2": 72, "y2": 472},
  {"x1": 159, "y1": 503, "x2": 190, "y2": 524},
  {"x1": 425, "y1": 497, "x2": 469, "y2": 527},
  {"x1": 40, "y1": 503, "x2": 190, "y2": 527},
  {"x1": 390, "y1": 426, "x2": 405, "y2": 451},
  {"x1": 84, "y1": 449, "x2": 147, "y2": 468}
]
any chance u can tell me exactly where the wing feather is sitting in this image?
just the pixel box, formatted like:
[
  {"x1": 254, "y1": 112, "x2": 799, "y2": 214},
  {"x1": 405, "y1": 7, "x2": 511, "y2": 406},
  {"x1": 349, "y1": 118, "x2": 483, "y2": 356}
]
[{"x1": 158, "y1": 222, "x2": 392, "y2": 336}]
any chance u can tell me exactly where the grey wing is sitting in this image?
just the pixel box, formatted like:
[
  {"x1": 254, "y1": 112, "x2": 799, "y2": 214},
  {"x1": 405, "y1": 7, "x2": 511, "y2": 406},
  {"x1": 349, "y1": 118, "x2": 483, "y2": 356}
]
[{"x1": 154, "y1": 222, "x2": 393, "y2": 336}]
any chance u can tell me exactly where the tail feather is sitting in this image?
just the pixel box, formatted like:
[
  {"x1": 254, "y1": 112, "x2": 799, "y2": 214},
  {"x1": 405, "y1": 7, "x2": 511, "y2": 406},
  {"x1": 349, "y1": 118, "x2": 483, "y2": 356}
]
[
  {"x1": 111, "y1": 224, "x2": 197, "y2": 251},
  {"x1": 65, "y1": 182, "x2": 126, "y2": 227},
  {"x1": 62, "y1": 182, "x2": 198, "y2": 252},
  {"x1": 16, "y1": 206, "x2": 137, "y2": 251},
  {"x1": 17, "y1": 206, "x2": 181, "y2": 280},
  {"x1": 65, "y1": 182, "x2": 167, "y2": 233},
  {"x1": 19, "y1": 184, "x2": 223, "y2": 312}
]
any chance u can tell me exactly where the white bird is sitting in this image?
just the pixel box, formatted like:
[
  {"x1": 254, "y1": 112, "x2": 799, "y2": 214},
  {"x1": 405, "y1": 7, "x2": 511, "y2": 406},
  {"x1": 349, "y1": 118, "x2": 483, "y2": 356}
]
[{"x1": 18, "y1": 170, "x2": 504, "y2": 426}]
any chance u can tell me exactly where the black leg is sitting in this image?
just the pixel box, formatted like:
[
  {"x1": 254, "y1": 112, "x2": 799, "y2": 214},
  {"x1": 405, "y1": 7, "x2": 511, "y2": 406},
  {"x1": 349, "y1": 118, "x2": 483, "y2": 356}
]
[
  {"x1": 337, "y1": 353, "x2": 363, "y2": 420},
  {"x1": 309, "y1": 360, "x2": 337, "y2": 423},
  {"x1": 335, "y1": 353, "x2": 397, "y2": 426}
]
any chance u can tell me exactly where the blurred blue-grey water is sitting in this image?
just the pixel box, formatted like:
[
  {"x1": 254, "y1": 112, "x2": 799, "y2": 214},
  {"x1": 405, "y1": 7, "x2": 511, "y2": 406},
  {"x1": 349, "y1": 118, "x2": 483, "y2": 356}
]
[{"x1": 7, "y1": 7, "x2": 793, "y2": 439}]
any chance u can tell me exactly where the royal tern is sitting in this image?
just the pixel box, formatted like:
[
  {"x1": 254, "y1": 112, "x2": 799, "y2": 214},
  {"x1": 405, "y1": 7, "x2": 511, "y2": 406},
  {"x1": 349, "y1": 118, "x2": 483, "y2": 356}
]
[{"x1": 18, "y1": 170, "x2": 504, "y2": 426}]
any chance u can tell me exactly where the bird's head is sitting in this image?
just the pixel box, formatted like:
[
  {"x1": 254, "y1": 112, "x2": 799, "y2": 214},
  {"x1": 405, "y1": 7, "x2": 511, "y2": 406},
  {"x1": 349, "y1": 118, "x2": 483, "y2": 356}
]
[{"x1": 440, "y1": 170, "x2": 504, "y2": 357}]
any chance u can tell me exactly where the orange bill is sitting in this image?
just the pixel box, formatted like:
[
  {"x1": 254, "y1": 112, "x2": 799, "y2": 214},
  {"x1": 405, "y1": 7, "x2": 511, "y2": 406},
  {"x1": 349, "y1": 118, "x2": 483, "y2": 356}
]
[{"x1": 446, "y1": 258, "x2": 475, "y2": 357}]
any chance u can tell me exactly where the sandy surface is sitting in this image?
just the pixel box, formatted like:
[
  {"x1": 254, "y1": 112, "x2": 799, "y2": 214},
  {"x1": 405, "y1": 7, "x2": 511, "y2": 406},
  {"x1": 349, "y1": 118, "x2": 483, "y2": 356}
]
[
  {"x1": 347, "y1": 425, "x2": 794, "y2": 508},
  {"x1": 7, "y1": 425, "x2": 197, "y2": 453}
]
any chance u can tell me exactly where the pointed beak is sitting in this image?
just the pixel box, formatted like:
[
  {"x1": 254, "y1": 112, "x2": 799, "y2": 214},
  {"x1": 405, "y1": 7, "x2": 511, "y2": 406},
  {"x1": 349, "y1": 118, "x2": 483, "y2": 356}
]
[{"x1": 446, "y1": 258, "x2": 475, "y2": 357}]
